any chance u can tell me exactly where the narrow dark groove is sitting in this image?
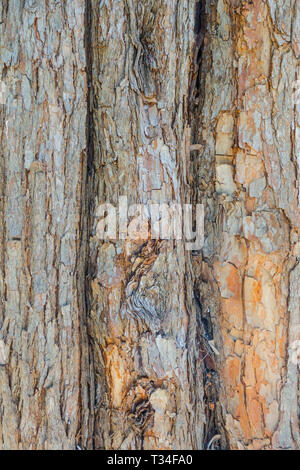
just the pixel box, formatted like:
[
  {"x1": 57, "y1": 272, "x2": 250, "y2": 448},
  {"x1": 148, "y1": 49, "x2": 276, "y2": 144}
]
[
  {"x1": 189, "y1": 0, "x2": 226, "y2": 450},
  {"x1": 82, "y1": 0, "x2": 96, "y2": 449},
  {"x1": 85, "y1": 0, "x2": 94, "y2": 180},
  {"x1": 188, "y1": 0, "x2": 206, "y2": 117}
]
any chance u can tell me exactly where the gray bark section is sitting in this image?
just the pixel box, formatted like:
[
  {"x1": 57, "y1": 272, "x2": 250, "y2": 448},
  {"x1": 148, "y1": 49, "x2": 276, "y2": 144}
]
[{"x1": 0, "y1": 0, "x2": 91, "y2": 449}]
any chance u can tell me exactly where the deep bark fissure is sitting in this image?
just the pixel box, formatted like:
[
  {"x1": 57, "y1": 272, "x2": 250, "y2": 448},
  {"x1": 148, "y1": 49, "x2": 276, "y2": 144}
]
[{"x1": 189, "y1": 0, "x2": 225, "y2": 450}]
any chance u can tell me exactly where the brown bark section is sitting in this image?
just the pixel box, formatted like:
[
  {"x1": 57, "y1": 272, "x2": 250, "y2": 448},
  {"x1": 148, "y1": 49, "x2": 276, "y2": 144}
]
[
  {"x1": 87, "y1": 0, "x2": 205, "y2": 450},
  {"x1": 194, "y1": 0, "x2": 300, "y2": 449}
]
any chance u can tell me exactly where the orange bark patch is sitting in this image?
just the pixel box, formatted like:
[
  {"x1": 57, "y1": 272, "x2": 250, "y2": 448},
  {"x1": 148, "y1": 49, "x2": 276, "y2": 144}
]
[{"x1": 223, "y1": 298, "x2": 244, "y2": 330}]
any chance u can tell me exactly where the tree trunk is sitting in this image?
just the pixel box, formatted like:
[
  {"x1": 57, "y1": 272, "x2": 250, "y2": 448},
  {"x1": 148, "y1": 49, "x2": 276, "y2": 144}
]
[{"x1": 0, "y1": 0, "x2": 299, "y2": 450}]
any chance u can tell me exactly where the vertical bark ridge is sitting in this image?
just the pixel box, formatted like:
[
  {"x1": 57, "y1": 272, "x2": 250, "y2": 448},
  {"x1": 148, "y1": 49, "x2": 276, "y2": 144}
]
[
  {"x1": 0, "y1": 0, "x2": 90, "y2": 449},
  {"x1": 194, "y1": 0, "x2": 300, "y2": 450},
  {"x1": 87, "y1": 0, "x2": 206, "y2": 450},
  {"x1": 0, "y1": 0, "x2": 299, "y2": 451}
]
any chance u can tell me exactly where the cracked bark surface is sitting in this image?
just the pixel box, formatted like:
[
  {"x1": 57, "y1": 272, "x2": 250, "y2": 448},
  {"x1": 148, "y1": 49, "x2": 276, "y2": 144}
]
[
  {"x1": 0, "y1": 0, "x2": 91, "y2": 449},
  {"x1": 0, "y1": 0, "x2": 299, "y2": 450},
  {"x1": 193, "y1": 0, "x2": 300, "y2": 450},
  {"x1": 87, "y1": 0, "x2": 205, "y2": 450}
]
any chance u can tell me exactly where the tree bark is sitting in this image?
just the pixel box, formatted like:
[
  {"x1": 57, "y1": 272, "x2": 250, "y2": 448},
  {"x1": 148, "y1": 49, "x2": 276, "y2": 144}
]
[
  {"x1": 194, "y1": 0, "x2": 300, "y2": 450},
  {"x1": 0, "y1": 0, "x2": 299, "y2": 450},
  {"x1": 87, "y1": 0, "x2": 206, "y2": 450},
  {"x1": 0, "y1": 0, "x2": 91, "y2": 449}
]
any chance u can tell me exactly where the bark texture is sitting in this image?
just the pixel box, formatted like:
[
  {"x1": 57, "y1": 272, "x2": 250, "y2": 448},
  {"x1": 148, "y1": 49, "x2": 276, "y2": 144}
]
[
  {"x1": 0, "y1": 0, "x2": 299, "y2": 450},
  {"x1": 0, "y1": 0, "x2": 91, "y2": 449},
  {"x1": 87, "y1": 0, "x2": 205, "y2": 450},
  {"x1": 194, "y1": 0, "x2": 300, "y2": 450}
]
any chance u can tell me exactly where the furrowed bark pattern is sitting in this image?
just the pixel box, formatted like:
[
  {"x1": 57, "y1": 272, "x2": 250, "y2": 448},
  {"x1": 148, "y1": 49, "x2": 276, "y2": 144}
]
[
  {"x1": 194, "y1": 0, "x2": 300, "y2": 449},
  {"x1": 0, "y1": 0, "x2": 299, "y2": 451},
  {"x1": 87, "y1": 0, "x2": 205, "y2": 450},
  {"x1": 0, "y1": 0, "x2": 91, "y2": 449}
]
